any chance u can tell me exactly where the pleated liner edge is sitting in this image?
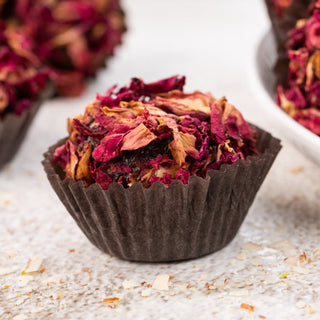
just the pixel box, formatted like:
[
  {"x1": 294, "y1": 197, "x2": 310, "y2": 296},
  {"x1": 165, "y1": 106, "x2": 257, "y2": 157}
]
[
  {"x1": 0, "y1": 83, "x2": 53, "y2": 170},
  {"x1": 42, "y1": 125, "x2": 281, "y2": 262}
]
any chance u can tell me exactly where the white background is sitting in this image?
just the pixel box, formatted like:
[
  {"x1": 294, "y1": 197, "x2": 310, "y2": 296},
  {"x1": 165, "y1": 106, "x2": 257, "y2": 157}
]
[{"x1": 1, "y1": 1, "x2": 320, "y2": 319}]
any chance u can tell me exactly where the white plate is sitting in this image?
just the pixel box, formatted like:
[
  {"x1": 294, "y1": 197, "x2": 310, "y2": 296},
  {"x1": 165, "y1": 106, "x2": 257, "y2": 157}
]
[{"x1": 249, "y1": 29, "x2": 320, "y2": 165}]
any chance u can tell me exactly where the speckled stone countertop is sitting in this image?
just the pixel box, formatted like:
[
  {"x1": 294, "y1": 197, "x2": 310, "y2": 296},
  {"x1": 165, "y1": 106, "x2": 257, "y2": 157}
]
[{"x1": 1, "y1": 1, "x2": 320, "y2": 319}]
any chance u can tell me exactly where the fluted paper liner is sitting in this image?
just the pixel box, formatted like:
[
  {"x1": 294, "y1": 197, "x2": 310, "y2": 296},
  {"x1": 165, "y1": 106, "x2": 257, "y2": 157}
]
[
  {"x1": 0, "y1": 84, "x2": 53, "y2": 170},
  {"x1": 42, "y1": 125, "x2": 281, "y2": 262},
  {"x1": 264, "y1": 0, "x2": 312, "y2": 85}
]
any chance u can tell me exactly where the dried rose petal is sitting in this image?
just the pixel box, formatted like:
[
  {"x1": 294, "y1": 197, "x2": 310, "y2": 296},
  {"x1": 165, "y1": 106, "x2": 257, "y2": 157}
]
[
  {"x1": 276, "y1": 1, "x2": 320, "y2": 135},
  {"x1": 306, "y1": 18, "x2": 320, "y2": 49},
  {"x1": 0, "y1": 22, "x2": 50, "y2": 116},
  {"x1": 76, "y1": 142, "x2": 93, "y2": 183},
  {"x1": 92, "y1": 132, "x2": 125, "y2": 162},
  {"x1": 294, "y1": 107, "x2": 320, "y2": 134},
  {"x1": 121, "y1": 124, "x2": 157, "y2": 151},
  {"x1": 55, "y1": 76, "x2": 257, "y2": 190},
  {"x1": 2, "y1": 0, "x2": 126, "y2": 97}
]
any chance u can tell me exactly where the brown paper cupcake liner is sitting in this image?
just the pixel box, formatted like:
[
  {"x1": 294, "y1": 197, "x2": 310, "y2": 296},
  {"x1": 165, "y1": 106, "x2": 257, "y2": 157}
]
[
  {"x1": 264, "y1": 0, "x2": 312, "y2": 85},
  {"x1": 42, "y1": 125, "x2": 281, "y2": 262},
  {"x1": 0, "y1": 84, "x2": 53, "y2": 170}
]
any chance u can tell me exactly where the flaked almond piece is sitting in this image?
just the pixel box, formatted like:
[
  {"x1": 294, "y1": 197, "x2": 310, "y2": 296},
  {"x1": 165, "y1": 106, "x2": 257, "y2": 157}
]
[
  {"x1": 242, "y1": 242, "x2": 262, "y2": 252},
  {"x1": 200, "y1": 274, "x2": 212, "y2": 281},
  {"x1": 250, "y1": 259, "x2": 263, "y2": 266},
  {"x1": 290, "y1": 266, "x2": 309, "y2": 274},
  {"x1": 18, "y1": 275, "x2": 34, "y2": 287},
  {"x1": 285, "y1": 252, "x2": 309, "y2": 266},
  {"x1": 229, "y1": 289, "x2": 249, "y2": 297},
  {"x1": 141, "y1": 288, "x2": 151, "y2": 297},
  {"x1": 312, "y1": 248, "x2": 320, "y2": 259},
  {"x1": 285, "y1": 256, "x2": 299, "y2": 266},
  {"x1": 13, "y1": 315, "x2": 28, "y2": 320},
  {"x1": 45, "y1": 274, "x2": 66, "y2": 285},
  {"x1": 174, "y1": 282, "x2": 190, "y2": 290},
  {"x1": 23, "y1": 256, "x2": 44, "y2": 274},
  {"x1": 59, "y1": 300, "x2": 66, "y2": 310},
  {"x1": 206, "y1": 281, "x2": 225, "y2": 290},
  {"x1": 122, "y1": 279, "x2": 140, "y2": 289},
  {"x1": 237, "y1": 251, "x2": 246, "y2": 261},
  {"x1": 31, "y1": 307, "x2": 44, "y2": 314},
  {"x1": 305, "y1": 305, "x2": 316, "y2": 314},
  {"x1": 230, "y1": 259, "x2": 236, "y2": 266},
  {"x1": 152, "y1": 274, "x2": 170, "y2": 291},
  {"x1": 270, "y1": 240, "x2": 296, "y2": 255},
  {"x1": 0, "y1": 267, "x2": 13, "y2": 276}
]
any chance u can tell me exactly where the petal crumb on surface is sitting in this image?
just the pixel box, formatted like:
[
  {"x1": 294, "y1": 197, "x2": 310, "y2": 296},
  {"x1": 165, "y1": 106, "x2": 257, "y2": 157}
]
[{"x1": 240, "y1": 303, "x2": 255, "y2": 312}]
